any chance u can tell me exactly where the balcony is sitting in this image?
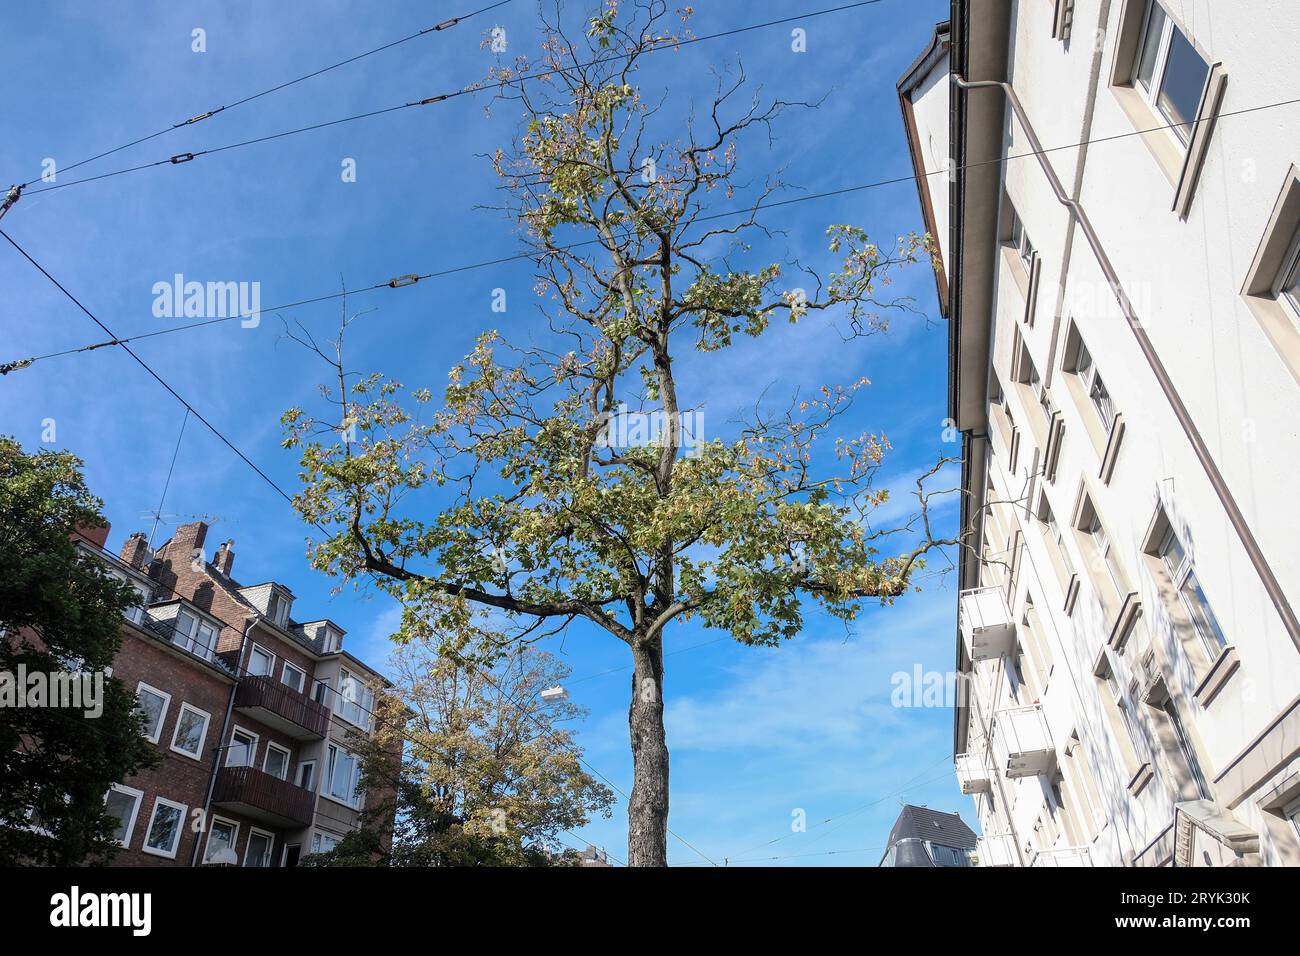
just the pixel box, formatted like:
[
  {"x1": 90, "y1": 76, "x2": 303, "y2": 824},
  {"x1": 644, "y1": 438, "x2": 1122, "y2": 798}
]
[
  {"x1": 993, "y1": 704, "x2": 1055, "y2": 778},
  {"x1": 1032, "y1": 846, "x2": 1093, "y2": 867},
  {"x1": 976, "y1": 832, "x2": 1017, "y2": 867},
  {"x1": 212, "y1": 765, "x2": 316, "y2": 828},
  {"x1": 235, "y1": 674, "x2": 330, "y2": 740},
  {"x1": 955, "y1": 752, "x2": 993, "y2": 794},
  {"x1": 959, "y1": 587, "x2": 1016, "y2": 661}
]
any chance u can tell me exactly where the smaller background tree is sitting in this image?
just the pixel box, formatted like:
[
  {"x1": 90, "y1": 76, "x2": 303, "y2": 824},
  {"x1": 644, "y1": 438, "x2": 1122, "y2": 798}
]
[{"x1": 303, "y1": 636, "x2": 614, "y2": 867}]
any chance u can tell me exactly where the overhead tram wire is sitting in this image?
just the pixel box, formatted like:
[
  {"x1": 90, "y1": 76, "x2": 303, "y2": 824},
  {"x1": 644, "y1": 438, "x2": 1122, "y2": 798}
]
[
  {"x1": 7, "y1": 91, "x2": 1300, "y2": 377},
  {"x1": 4, "y1": 229, "x2": 719, "y2": 867},
  {"x1": 16, "y1": 1, "x2": 888, "y2": 201},
  {"x1": 14, "y1": 0, "x2": 516, "y2": 191}
]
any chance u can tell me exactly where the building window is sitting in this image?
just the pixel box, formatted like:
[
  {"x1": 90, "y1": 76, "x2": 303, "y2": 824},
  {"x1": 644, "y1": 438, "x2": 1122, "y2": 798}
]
[
  {"x1": 1133, "y1": 1, "x2": 1210, "y2": 144},
  {"x1": 172, "y1": 610, "x2": 218, "y2": 662},
  {"x1": 1094, "y1": 655, "x2": 1144, "y2": 775},
  {"x1": 135, "y1": 683, "x2": 170, "y2": 744},
  {"x1": 282, "y1": 662, "x2": 307, "y2": 693},
  {"x1": 203, "y1": 817, "x2": 240, "y2": 864},
  {"x1": 1085, "y1": 512, "x2": 1126, "y2": 603},
  {"x1": 1160, "y1": 697, "x2": 1211, "y2": 799},
  {"x1": 170, "y1": 703, "x2": 211, "y2": 760},
  {"x1": 110, "y1": 571, "x2": 151, "y2": 624},
  {"x1": 1072, "y1": 339, "x2": 1116, "y2": 432},
  {"x1": 248, "y1": 644, "x2": 275, "y2": 677},
  {"x1": 264, "y1": 742, "x2": 291, "y2": 781},
  {"x1": 325, "y1": 743, "x2": 364, "y2": 808},
  {"x1": 313, "y1": 679, "x2": 330, "y2": 707},
  {"x1": 1008, "y1": 205, "x2": 1036, "y2": 271},
  {"x1": 296, "y1": 760, "x2": 317, "y2": 791},
  {"x1": 226, "y1": 727, "x2": 258, "y2": 768},
  {"x1": 1285, "y1": 798, "x2": 1300, "y2": 844},
  {"x1": 244, "y1": 827, "x2": 275, "y2": 868},
  {"x1": 1275, "y1": 227, "x2": 1300, "y2": 328},
  {"x1": 310, "y1": 831, "x2": 339, "y2": 856},
  {"x1": 929, "y1": 843, "x2": 969, "y2": 866},
  {"x1": 142, "y1": 797, "x2": 187, "y2": 859},
  {"x1": 1155, "y1": 521, "x2": 1228, "y2": 659},
  {"x1": 338, "y1": 669, "x2": 375, "y2": 731},
  {"x1": 104, "y1": 784, "x2": 143, "y2": 847}
]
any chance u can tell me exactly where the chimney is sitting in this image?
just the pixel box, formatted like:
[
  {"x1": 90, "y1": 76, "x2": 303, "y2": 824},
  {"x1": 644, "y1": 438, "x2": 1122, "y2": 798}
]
[
  {"x1": 213, "y1": 539, "x2": 235, "y2": 576},
  {"x1": 168, "y1": 521, "x2": 209, "y2": 565},
  {"x1": 120, "y1": 532, "x2": 152, "y2": 569},
  {"x1": 75, "y1": 522, "x2": 110, "y2": 550}
]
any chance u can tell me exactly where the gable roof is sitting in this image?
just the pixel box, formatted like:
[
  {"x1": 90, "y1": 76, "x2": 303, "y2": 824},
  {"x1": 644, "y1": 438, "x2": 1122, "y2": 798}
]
[{"x1": 886, "y1": 804, "x2": 977, "y2": 851}]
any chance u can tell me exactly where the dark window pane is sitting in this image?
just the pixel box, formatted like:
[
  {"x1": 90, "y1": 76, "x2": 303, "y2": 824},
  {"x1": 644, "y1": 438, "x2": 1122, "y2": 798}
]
[
  {"x1": 1136, "y1": 2, "x2": 1166, "y2": 90},
  {"x1": 1158, "y1": 27, "x2": 1210, "y2": 138}
]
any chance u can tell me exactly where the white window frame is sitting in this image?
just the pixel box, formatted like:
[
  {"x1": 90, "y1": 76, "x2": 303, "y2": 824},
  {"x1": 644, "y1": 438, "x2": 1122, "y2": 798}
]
[
  {"x1": 202, "y1": 815, "x2": 241, "y2": 865},
  {"x1": 169, "y1": 702, "x2": 212, "y2": 761},
  {"x1": 1132, "y1": 0, "x2": 1210, "y2": 146},
  {"x1": 104, "y1": 783, "x2": 144, "y2": 848},
  {"x1": 226, "y1": 725, "x2": 260, "y2": 768},
  {"x1": 337, "y1": 668, "x2": 375, "y2": 731},
  {"x1": 135, "y1": 681, "x2": 171, "y2": 744},
  {"x1": 281, "y1": 661, "x2": 307, "y2": 693},
  {"x1": 142, "y1": 796, "x2": 188, "y2": 859},
  {"x1": 1073, "y1": 339, "x2": 1117, "y2": 433},
  {"x1": 172, "y1": 609, "x2": 219, "y2": 662},
  {"x1": 111, "y1": 571, "x2": 151, "y2": 625},
  {"x1": 296, "y1": 759, "x2": 317, "y2": 791},
  {"x1": 247, "y1": 643, "x2": 276, "y2": 678},
  {"x1": 243, "y1": 826, "x2": 276, "y2": 868},
  {"x1": 1008, "y1": 206, "x2": 1035, "y2": 272},
  {"x1": 263, "y1": 741, "x2": 292, "y2": 781},
  {"x1": 309, "y1": 830, "x2": 340, "y2": 856},
  {"x1": 1156, "y1": 523, "x2": 1229, "y2": 659},
  {"x1": 324, "y1": 742, "x2": 364, "y2": 809}
]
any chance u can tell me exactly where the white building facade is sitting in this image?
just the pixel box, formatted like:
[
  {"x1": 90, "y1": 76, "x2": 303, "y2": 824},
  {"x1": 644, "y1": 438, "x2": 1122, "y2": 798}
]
[{"x1": 899, "y1": 1, "x2": 1300, "y2": 866}]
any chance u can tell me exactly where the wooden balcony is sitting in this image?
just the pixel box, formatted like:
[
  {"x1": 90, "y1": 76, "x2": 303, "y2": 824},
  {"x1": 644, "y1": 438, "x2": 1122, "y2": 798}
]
[
  {"x1": 235, "y1": 674, "x2": 330, "y2": 740},
  {"x1": 212, "y1": 765, "x2": 316, "y2": 828}
]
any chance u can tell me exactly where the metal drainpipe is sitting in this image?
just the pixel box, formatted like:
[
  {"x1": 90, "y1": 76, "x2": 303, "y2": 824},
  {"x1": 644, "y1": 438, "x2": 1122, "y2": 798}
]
[
  {"x1": 188, "y1": 620, "x2": 253, "y2": 867},
  {"x1": 951, "y1": 73, "x2": 1300, "y2": 655}
]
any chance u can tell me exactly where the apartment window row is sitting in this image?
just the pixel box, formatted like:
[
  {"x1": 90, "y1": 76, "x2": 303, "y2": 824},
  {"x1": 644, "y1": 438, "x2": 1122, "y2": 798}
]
[
  {"x1": 104, "y1": 787, "x2": 187, "y2": 860},
  {"x1": 201, "y1": 816, "x2": 276, "y2": 867},
  {"x1": 135, "y1": 682, "x2": 211, "y2": 761},
  {"x1": 247, "y1": 641, "x2": 309, "y2": 696}
]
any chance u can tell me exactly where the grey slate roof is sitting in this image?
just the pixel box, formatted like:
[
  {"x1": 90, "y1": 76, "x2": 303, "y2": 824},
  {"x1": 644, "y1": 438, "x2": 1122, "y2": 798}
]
[{"x1": 886, "y1": 804, "x2": 978, "y2": 851}]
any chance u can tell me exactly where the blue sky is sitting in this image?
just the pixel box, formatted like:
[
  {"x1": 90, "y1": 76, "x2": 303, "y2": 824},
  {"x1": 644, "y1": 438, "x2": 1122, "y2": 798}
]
[{"x1": 0, "y1": 0, "x2": 967, "y2": 866}]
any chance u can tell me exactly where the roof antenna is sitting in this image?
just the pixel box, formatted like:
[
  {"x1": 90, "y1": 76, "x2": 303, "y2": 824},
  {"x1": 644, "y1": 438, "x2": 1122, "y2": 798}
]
[{"x1": 148, "y1": 408, "x2": 189, "y2": 548}]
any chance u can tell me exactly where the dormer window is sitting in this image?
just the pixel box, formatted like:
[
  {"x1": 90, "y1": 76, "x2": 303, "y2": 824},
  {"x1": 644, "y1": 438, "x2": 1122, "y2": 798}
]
[
  {"x1": 266, "y1": 589, "x2": 290, "y2": 628},
  {"x1": 172, "y1": 610, "x2": 218, "y2": 662}
]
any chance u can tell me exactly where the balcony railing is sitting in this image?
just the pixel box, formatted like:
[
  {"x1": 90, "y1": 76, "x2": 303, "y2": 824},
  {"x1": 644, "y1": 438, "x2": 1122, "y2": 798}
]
[
  {"x1": 993, "y1": 704, "x2": 1055, "y2": 778},
  {"x1": 1032, "y1": 846, "x2": 1093, "y2": 867},
  {"x1": 955, "y1": 752, "x2": 993, "y2": 794},
  {"x1": 235, "y1": 674, "x2": 330, "y2": 740},
  {"x1": 959, "y1": 586, "x2": 1016, "y2": 661},
  {"x1": 212, "y1": 765, "x2": 316, "y2": 828},
  {"x1": 976, "y1": 832, "x2": 1018, "y2": 867}
]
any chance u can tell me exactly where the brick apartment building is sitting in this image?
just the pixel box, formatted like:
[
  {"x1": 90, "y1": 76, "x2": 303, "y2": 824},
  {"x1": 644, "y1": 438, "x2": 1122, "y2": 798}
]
[{"x1": 78, "y1": 519, "x2": 396, "y2": 867}]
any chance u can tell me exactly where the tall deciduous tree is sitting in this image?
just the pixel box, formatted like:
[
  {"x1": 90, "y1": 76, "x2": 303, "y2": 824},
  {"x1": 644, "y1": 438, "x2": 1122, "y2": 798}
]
[
  {"x1": 283, "y1": 2, "x2": 951, "y2": 865},
  {"x1": 0, "y1": 437, "x2": 158, "y2": 865},
  {"x1": 304, "y1": 639, "x2": 613, "y2": 867}
]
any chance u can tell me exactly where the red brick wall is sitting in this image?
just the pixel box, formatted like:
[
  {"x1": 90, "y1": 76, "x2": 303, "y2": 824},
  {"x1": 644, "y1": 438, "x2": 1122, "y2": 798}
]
[{"x1": 107, "y1": 627, "x2": 235, "y2": 867}]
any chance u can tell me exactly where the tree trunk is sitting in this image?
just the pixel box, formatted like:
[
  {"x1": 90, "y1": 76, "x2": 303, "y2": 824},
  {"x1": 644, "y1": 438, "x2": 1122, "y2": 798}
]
[{"x1": 627, "y1": 636, "x2": 668, "y2": 866}]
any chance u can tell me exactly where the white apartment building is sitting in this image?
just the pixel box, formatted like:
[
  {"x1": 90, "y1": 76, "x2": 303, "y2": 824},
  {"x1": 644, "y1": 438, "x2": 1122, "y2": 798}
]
[{"x1": 898, "y1": 1, "x2": 1300, "y2": 866}]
